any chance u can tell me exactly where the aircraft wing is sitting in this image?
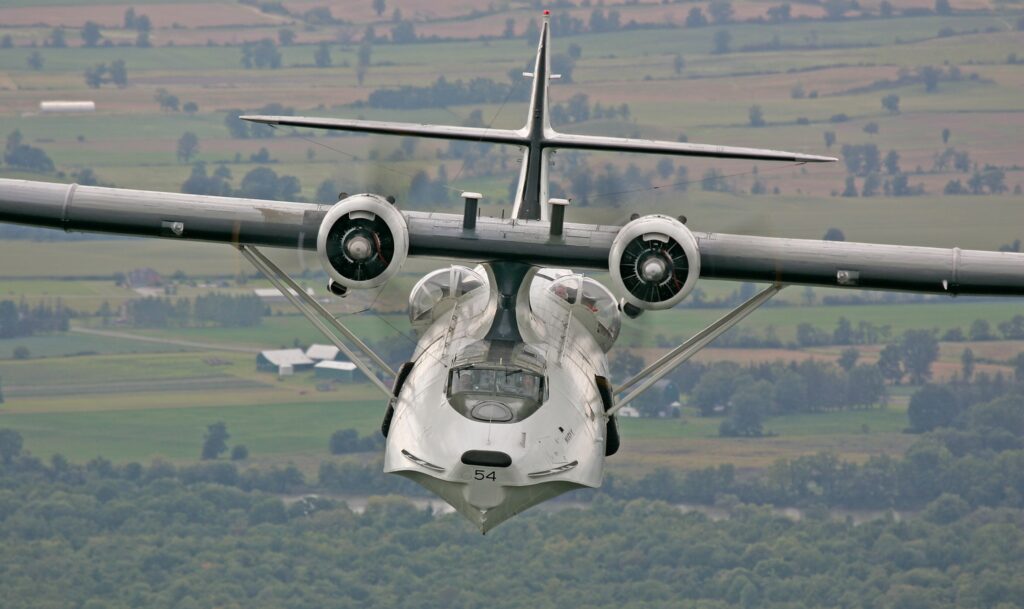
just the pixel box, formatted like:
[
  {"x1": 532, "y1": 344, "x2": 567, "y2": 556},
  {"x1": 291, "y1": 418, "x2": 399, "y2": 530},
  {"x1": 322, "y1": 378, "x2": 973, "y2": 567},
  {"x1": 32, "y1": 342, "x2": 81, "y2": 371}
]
[{"x1": 1, "y1": 178, "x2": 1022, "y2": 296}]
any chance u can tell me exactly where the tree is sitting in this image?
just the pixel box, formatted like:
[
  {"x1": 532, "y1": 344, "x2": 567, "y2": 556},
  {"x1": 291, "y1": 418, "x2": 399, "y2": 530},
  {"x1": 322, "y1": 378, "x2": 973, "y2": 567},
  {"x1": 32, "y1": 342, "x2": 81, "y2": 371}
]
[
  {"x1": 357, "y1": 41, "x2": 373, "y2": 84},
  {"x1": 934, "y1": 0, "x2": 951, "y2": 15},
  {"x1": 242, "y1": 39, "x2": 282, "y2": 69},
  {"x1": 373, "y1": 0, "x2": 386, "y2": 17},
  {"x1": 942, "y1": 127, "x2": 951, "y2": 144},
  {"x1": 0, "y1": 429, "x2": 22, "y2": 464},
  {"x1": 748, "y1": 105, "x2": 765, "y2": 127},
  {"x1": 719, "y1": 380, "x2": 770, "y2": 437},
  {"x1": 693, "y1": 363, "x2": 743, "y2": 416},
  {"x1": 224, "y1": 110, "x2": 250, "y2": 138},
  {"x1": 0, "y1": 375, "x2": 4, "y2": 404},
  {"x1": 391, "y1": 21, "x2": 416, "y2": 43},
  {"x1": 841, "y1": 176, "x2": 858, "y2": 197},
  {"x1": 278, "y1": 28, "x2": 295, "y2": 46},
  {"x1": 673, "y1": 54, "x2": 685, "y2": 76},
  {"x1": 314, "y1": 42, "x2": 332, "y2": 68},
  {"x1": 50, "y1": 27, "x2": 67, "y2": 48},
  {"x1": 136, "y1": 31, "x2": 150, "y2": 48},
  {"x1": 969, "y1": 319, "x2": 994, "y2": 341},
  {"x1": 182, "y1": 101, "x2": 198, "y2": 114},
  {"x1": 921, "y1": 66, "x2": 941, "y2": 93},
  {"x1": 201, "y1": 422, "x2": 230, "y2": 459},
  {"x1": 884, "y1": 150, "x2": 900, "y2": 175},
  {"x1": 230, "y1": 445, "x2": 249, "y2": 460},
  {"x1": 84, "y1": 64, "x2": 107, "y2": 88},
  {"x1": 713, "y1": 30, "x2": 731, "y2": 54},
  {"x1": 838, "y1": 348, "x2": 860, "y2": 371},
  {"x1": 329, "y1": 429, "x2": 360, "y2": 454},
  {"x1": 12, "y1": 345, "x2": 30, "y2": 360},
  {"x1": 155, "y1": 89, "x2": 179, "y2": 112},
  {"x1": 901, "y1": 330, "x2": 939, "y2": 385},
  {"x1": 823, "y1": 227, "x2": 845, "y2": 241},
  {"x1": 878, "y1": 343, "x2": 903, "y2": 384},
  {"x1": 124, "y1": 7, "x2": 136, "y2": 29},
  {"x1": 503, "y1": 18, "x2": 516, "y2": 38},
  {"x1": 81, "y1": 21, "x2": 102, "y2": 47},
  {"x1": 176, "y1": 132, "x2": 199, "y2": 163},
  {"x1": 27, "y1": 51, "x2": 43, "y2": 71},
  {"x1": 847, "y1": 365, "x2": 886, "y2": 407},
  {"x1": 907, "y1": 384, "x2": 959, "y2": 432},
  {"x1": 823, "y1": 131, "x2": 836, "y2": 149},
  {"x1": 881, "y1": 94, "x2": 900, "y2": 114},
  {"x1": 708, "y1": 1, "x2": 734, "y2": 23},
  {"x1": 109, "y1": 59, "x2": 127, "y2": 87},
  {"x1": 960, "y1": 348, "x2": 975, "y2": 382},
  {"x1": 4, "y1": 130, "x2": 55, "y2": 173},
  {"x1": 685, "y1": 7, "x2": 708, "y2": 27}
]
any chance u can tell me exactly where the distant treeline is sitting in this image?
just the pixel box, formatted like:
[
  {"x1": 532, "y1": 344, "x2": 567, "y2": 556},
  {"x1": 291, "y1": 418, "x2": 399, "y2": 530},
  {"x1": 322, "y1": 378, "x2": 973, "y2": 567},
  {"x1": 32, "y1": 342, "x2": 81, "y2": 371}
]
[
  {"x1": 125, "y1": 294, "x2": 265, "y2": 328},
  {"x1": 0, "y1": 300, "x2": 70, "y2": 339},
  {"x1": 3, "y1": 430, "x2": 1024, "y2": 609},
  {"x1": 606, "y1": 383, "x2": 1024, "y2": 512}
]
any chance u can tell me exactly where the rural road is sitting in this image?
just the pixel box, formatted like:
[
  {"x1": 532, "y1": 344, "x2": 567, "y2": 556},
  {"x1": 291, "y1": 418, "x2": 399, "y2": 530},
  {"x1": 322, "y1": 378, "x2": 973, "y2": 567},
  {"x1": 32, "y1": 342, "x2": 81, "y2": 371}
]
[{"x1": 70, "y1": 326, "x2": 262, "y2": 354}]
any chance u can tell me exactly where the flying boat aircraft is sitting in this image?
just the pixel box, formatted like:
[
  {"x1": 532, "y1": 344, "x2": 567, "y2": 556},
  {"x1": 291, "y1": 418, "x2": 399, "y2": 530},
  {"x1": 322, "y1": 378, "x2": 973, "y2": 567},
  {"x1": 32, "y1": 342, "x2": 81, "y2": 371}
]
[{"x1": 2, "y1": 13, "x2": 1023, "y2": 532}]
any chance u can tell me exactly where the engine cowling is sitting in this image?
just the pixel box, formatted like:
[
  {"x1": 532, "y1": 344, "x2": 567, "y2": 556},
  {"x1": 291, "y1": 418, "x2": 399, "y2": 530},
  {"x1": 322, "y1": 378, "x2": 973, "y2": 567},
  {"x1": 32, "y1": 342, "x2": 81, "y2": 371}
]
[
  {"x1": 317, "y1": 194, "x2": 409, "y2": 290},
  {"x1": 608, "y1": 214, "x2": 701, "y2": 310}
]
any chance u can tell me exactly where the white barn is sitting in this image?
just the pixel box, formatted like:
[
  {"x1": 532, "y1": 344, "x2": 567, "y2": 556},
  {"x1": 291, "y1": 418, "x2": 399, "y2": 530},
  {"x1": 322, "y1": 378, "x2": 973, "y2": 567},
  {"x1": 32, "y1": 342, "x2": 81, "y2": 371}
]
[{"x1": 256, "y1": 348, "x2": 314, "y2": 374}]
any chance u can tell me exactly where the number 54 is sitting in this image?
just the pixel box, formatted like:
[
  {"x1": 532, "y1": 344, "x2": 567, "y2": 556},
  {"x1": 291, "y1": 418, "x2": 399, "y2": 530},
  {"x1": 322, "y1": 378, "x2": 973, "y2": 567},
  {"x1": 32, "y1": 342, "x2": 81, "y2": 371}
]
[{"x1": 474, "y1": 470, "x2": 496, "y2": 481}]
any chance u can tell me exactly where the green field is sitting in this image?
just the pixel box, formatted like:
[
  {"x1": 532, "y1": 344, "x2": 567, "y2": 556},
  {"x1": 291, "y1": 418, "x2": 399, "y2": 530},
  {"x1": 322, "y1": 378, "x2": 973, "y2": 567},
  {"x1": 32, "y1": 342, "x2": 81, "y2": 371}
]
[
  {"x1": 0, "y1": 398, "x2": 385, "y2": 463},
  {"x1": 619, "y1": 299, "x2": 1024, "y2": 346}
]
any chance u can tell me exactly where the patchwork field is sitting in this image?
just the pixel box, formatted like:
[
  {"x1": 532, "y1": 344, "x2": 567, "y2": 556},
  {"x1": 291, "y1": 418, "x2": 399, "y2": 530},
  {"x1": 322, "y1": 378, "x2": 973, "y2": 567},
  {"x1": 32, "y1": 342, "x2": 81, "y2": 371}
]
[{"x1": 0, "y1": 0, "x2": 1021, "y2": 475}]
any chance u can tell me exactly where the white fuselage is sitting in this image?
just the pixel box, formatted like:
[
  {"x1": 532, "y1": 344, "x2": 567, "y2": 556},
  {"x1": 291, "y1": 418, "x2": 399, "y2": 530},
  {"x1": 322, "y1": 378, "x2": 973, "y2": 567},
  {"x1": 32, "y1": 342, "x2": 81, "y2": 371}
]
[{"x1": 382, "y1": 264, "x2": 621, "y2": 532}]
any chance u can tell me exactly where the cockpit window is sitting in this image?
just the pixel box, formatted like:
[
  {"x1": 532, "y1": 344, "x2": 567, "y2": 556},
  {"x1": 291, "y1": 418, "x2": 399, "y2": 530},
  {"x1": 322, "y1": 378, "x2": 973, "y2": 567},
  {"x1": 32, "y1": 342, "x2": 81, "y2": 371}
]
[
  {"x1": 547, "y1": 275, "x2": 621, "y2": 341},
  {"x1": 447, "y1": 366, "x2": 545, "y2": 422},
  {"x1": 409, "y1": 265, "x2": 486, "y2": 324},
  {"x1": 548, "y1": 276, "x2": 580, "y2": 305}
]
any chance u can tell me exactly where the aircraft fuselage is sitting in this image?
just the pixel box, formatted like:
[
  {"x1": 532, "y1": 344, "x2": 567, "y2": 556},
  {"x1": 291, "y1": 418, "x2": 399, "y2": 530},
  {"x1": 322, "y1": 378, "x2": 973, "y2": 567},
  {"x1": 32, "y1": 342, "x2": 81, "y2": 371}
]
[{"x1": 382, "y1": 262, "x2": 621, "y2": 531}]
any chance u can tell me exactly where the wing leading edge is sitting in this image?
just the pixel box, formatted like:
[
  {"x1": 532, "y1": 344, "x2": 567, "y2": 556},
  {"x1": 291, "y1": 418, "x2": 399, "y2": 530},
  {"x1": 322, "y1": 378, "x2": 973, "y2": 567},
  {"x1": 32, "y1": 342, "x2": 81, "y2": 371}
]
[{"x1": 1, "y1": 177, "x2": 1021, "y2": 297}]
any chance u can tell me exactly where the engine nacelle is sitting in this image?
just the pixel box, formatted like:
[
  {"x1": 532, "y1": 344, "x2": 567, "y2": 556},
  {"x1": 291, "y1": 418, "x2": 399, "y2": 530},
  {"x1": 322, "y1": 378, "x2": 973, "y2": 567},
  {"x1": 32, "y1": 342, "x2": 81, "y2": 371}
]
[
  {"x1": 317, "y1": 194, "x2": 409, "y2": 290},
  {"x1": 608, "y1": 214, "x2": 701, "y2": 310}
]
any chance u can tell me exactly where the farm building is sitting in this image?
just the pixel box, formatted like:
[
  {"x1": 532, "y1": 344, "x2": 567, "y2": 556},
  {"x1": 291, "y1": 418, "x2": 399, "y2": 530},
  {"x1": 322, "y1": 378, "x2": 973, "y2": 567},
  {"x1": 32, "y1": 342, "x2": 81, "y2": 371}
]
[
  {"x1": 39, "y1": 101, "x2": 95, "y2": 113},
  {"x1": 257, "y1": 349, "x2": 314, "y2": 374},
  {"x1": 314, "y1": 360, "x2": 358, "y2": 382},
  {"x1": 305, "y1": 344, "x2": 340, "y2": 362}
]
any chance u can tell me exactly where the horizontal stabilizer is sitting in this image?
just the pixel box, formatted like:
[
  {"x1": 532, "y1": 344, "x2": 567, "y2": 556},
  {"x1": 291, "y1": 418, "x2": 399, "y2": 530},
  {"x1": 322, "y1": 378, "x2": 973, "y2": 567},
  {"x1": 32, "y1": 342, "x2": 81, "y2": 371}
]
[
  {"x1": 546, "y1": 132, "x2": 837, "y2": 163},
  {"x1": 241, "y1": 115, "x2": 527, "y2": 145}
]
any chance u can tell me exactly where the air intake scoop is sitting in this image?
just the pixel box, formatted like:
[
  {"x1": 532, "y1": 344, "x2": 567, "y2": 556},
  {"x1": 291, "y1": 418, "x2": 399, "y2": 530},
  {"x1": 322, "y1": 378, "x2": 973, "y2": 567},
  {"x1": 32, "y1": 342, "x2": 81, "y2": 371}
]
[{"x1": 461, "y1": 450, "x2": 512, "y2": 468}]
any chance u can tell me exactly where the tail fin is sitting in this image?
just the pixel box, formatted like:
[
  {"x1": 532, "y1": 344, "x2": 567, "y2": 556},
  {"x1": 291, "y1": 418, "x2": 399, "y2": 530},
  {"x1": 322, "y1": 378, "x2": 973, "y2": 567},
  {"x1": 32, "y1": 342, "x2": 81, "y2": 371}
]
[{"x1": 243, "y1": 11, "x2": 835, "y2": 222}]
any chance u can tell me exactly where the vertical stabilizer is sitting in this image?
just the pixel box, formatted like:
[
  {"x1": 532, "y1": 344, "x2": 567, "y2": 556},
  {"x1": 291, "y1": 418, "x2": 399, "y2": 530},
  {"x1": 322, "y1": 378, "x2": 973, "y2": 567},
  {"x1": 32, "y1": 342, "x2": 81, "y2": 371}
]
[{"x1": 511, "y1": 12, "x2": 552, "y2": 222}]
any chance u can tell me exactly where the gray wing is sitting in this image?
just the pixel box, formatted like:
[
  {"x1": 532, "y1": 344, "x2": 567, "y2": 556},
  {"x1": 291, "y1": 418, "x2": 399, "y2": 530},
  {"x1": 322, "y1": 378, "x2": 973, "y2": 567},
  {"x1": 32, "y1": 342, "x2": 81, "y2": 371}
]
[
  {"x1": 1, "y1": 178, "x2": 1021, "y2": 297},
  {"x1": 0, "y1": 178, "x2": 325, "y2": 249}
]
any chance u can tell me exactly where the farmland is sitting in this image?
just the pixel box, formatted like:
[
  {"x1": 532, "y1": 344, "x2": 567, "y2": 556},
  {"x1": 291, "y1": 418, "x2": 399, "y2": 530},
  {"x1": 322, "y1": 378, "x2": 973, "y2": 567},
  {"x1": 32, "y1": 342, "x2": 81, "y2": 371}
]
[{"x1": 0, "y1": 0, "x2": 1022, "y2": 477}]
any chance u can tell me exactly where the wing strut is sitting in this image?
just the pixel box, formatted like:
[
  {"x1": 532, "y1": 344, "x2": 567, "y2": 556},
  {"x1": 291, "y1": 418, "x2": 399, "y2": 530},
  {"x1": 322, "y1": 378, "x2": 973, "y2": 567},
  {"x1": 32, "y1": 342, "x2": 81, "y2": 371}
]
[
  {"x1": 237, "y1": 244, "x2": 396, "y2": 397},
  {"x1": 609, "y1": 283, "x2": 784, "y2": 415}
]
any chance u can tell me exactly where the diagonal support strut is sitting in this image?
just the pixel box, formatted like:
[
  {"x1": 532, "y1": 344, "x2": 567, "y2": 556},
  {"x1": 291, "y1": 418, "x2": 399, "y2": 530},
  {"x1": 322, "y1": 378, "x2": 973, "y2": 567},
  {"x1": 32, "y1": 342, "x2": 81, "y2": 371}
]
[
  {"x1": 609, "y1": 283, "x2": 784, "y2": 415},
  {"x1": 237, "y1": 244, "x2": 395, "y2": 397}
]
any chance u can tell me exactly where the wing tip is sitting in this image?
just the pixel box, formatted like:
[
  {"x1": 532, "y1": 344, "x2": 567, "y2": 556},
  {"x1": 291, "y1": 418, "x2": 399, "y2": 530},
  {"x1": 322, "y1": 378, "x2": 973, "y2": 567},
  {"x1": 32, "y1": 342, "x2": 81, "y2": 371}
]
[{"x1": 239, "y1": 114, "x2": 277, "y2": 124}]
